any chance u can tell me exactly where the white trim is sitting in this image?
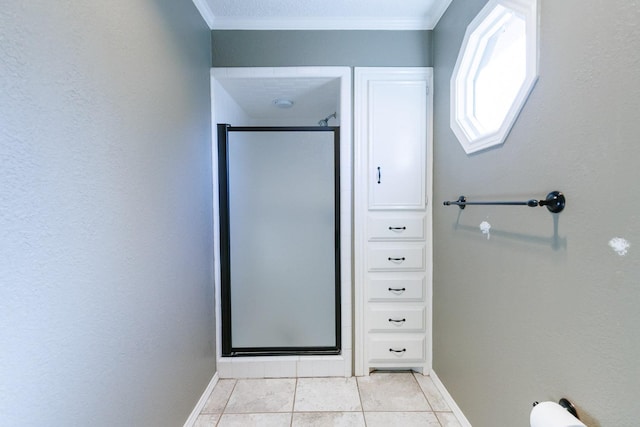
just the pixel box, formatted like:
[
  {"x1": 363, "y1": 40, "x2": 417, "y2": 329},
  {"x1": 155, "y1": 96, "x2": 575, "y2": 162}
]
[
  {"x1": 210, "y1": 16, "x2": 440, "y2": 31},
  {"x1": 430, "y1": 370, "x2": 473, "y2": 427},
  {"x1": 450, "y1": 0, "x2": 539, "y2": 154},
  {"x1": 425, "y1": 69, "x2": 434, "y2": 376},
  {"x1": 183, "y1": 372, "x2": 219, "y2": 427},
  {"x1": 191, "y1": 0, "x2": 215, "y2": 29},
  {"x1": 353, "y1": 68, "x2": 367, "y2": 376},
  {"x1": 210, "y1": 69, "x2": 222, "y2": 364},
  {"x1": 430, "y1": 0, "x2": 455, "y2": 29},
  {"x1": 192, "y1": 0, "x2": 453, "y2": 30}
]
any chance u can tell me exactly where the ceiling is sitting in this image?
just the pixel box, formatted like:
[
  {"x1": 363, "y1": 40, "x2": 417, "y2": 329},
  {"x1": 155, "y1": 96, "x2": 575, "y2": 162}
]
[
  {"x1": 193, "y1": 0, "x2": 453, "y2": 30},
  {"x1": 216, "y1": 76, "x2": 340, "y2": 124}
]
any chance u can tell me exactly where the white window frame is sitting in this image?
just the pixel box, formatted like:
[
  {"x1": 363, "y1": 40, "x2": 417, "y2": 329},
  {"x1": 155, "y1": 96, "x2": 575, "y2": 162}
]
[{"x1": 450, "y1": 0, "x2": 539, "y2": 154}]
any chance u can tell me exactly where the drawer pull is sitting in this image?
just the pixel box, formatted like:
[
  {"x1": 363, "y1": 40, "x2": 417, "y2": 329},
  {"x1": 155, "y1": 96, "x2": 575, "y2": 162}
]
[
  {"x1": 377, "y1": 166, "x2": 381, "y2": 184},
  {"x1": 388, "y1": 287, "x2": 406, "y2": 293},
  {"x1": 388, "y1": 226, "x2": 407, "y2": 231},
  {"x1": 389, "y1": 348, "x2": 407, "y2": 354},
  {"x1": 388, "y1": 257, "x2": 406, "y2": 262},
  {"x1": 388, "y1": 318, "x2": 406, "y2": 324}
]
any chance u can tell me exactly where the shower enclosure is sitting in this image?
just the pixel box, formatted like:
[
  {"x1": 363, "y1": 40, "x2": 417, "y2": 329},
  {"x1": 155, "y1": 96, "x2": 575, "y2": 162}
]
[{"x1": 217, "y1": 124, "x2": 341, "y2": 357}]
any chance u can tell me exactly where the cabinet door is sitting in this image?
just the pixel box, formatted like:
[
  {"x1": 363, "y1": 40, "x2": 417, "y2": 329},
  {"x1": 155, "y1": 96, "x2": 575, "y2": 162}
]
[{"x1": 368, "y1": 78, "x2": 427, "y2": 210}]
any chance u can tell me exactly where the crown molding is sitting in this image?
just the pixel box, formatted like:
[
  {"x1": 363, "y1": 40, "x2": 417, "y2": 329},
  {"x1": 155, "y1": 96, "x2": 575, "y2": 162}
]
[
  {"x1": 193, "y1": 0, "x2": 454, "y2": 31},
  {"x1": 429, "y1": 0, "x2": 454, "y2": 29},
  {"x1": 211, "y1": 16, "x2": 437, "y2": 31},
  {"x1": 191, "y1": 0, "x2": 215, "y2": 29}
]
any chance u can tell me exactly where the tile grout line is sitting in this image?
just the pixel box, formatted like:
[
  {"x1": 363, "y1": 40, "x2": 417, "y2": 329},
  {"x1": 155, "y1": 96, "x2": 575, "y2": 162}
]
[
  {"x1": 355, "y1": 375, "x2": 367, "y2": 427},
  {"x1": 413, "y1": 372, "x2": 446, "y2": 426},
  {"x1": 215, "y1": 379, "x2": 237, "y2": 427},
  {"x1": 290, "y1": 377, "x2": 298, "y2": 427},
  {"x1": 412, "y1": 371, "x2": 436, "y2": 412},
  {"x1": 413, "y1": 372, "x2": 442, "y2": 426}
]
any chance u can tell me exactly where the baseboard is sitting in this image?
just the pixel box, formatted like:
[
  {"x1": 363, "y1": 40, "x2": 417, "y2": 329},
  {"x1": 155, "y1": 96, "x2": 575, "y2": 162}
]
[
  {"x1": 183, "y1": 371, "x2": 219, "y2": 427},
  {"x1": 430, "y1": 370, "x2": 472, "y2": 427}
]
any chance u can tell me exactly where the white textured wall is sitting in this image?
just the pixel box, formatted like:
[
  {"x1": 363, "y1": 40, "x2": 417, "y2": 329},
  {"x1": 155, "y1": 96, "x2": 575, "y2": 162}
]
[
  {"x1": 433, "y1": 1, "x2": 640, "y2": 426},
  {"x1": 0, "y1": 1, "x2": 214, "y2": 426}
]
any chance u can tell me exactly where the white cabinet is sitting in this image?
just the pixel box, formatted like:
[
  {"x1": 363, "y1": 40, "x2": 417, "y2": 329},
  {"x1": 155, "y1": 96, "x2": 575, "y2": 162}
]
[
  {"x1": 365, "y1": 74, "x2": 427, "y2": 210},
  {"x1": 354, "y1": 68, "x2": 433, "y2": 375}
]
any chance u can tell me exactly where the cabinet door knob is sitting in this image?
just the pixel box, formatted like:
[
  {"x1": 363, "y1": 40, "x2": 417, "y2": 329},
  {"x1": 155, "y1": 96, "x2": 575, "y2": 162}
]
[
  {"x1": 388, "y1": 257, "x2": 405, "y2": 262},
  {"x1": 389, "y1": 348, "x2": 407, "y2": 353},
  {"x1": 388, "y1": 318, "x2": 406, "y2": 324},
  {"x1": 388, "y1": 226, "x2": 406, "y2": 231}
]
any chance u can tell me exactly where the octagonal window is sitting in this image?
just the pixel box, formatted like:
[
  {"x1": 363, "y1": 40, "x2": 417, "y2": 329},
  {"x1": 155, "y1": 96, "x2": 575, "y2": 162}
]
[{"x1": 451, "y1": 0, "x2": 538, "y2": 154}]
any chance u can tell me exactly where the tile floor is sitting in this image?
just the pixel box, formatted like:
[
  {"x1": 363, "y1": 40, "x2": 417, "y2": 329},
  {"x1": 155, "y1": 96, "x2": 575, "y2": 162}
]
[{"x1": 195, "y1": 372, "x2": 462, "y2": 427}]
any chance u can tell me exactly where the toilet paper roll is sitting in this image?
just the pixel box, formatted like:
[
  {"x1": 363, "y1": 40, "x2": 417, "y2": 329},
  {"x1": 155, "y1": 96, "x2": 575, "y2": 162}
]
[{"x1": 530, "y1": 401, "x2": 586, "y2": 427}]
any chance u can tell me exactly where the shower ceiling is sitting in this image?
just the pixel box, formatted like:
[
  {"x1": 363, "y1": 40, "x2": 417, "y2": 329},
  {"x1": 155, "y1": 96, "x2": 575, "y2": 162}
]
[
  {"x1": 216, "y1": 76, "x2": 340, "y2": 122},
  {"x1": 196, "y1": 0, "x2": 453, "y2": 30}
]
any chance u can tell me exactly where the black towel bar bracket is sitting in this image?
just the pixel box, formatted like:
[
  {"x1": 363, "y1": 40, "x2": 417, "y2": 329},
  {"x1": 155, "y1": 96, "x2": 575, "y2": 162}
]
[{"x1": 443, "y1": 191, "x2": 565, "y2": 213}]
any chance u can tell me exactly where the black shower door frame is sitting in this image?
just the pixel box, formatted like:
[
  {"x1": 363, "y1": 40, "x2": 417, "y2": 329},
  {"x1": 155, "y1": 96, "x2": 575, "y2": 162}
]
[{"x1": 217, "y1": 124, "x2": 341, "y2": 357}]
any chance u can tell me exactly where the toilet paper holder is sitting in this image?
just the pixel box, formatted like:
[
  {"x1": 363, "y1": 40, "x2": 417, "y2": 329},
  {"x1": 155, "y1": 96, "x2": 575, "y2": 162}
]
[{"x1": 533, "y1": 398, "x2": 580, "y2": 420}]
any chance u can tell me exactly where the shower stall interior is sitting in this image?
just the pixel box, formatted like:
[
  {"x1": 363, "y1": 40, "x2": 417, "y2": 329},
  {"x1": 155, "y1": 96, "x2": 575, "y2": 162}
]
[{"x1": 211, "y1": 66, "x2": 352, "y2": 378}]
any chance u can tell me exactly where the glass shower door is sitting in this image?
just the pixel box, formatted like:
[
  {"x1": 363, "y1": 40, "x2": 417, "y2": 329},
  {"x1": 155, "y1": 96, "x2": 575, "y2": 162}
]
[{"x1": 218, "y1": 125, "x2": 340, "y2": 356}]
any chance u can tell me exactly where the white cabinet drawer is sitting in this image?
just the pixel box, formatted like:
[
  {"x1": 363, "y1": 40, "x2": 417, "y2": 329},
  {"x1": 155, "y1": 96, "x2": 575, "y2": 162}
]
[
  {"x1": 368, "y1": 215, "x2": 425, "y2": 240},
  {"x1": 368, "y1": 244, "x2": 425, "y2": 271},
  {"x1": 368, "y1": 306, "x2": 425, "y2": 332},
  {"x1": 368, "y1": 275, "x2": 425, "y2": 301},
  {"x1": 368, "y1": 335, "x2": 425, "y2": 363}
]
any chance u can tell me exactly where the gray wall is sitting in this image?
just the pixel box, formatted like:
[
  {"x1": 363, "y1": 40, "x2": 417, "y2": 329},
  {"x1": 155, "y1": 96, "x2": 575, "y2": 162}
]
[
  {"x1": 0, "y1": 1, "x2": 215, "y2": 426},
  {"x1": 433, "y1": 1, "x2": 640, "y2": 426},
  {"x1": 212, "y1": 30, "x2": 432, "y2": 67}
]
